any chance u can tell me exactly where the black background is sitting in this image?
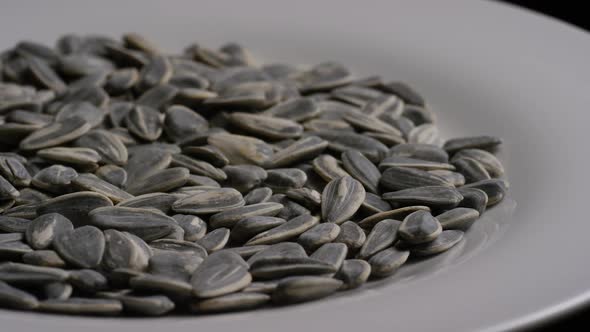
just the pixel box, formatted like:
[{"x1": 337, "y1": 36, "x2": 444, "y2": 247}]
[{"x1": 496, "y1": 2, "x2": 588, "y2": 330}]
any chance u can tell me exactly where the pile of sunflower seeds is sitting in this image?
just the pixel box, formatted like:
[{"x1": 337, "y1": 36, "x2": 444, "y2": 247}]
[{"x1": 0, "y1": 33, "x2": 509, "y2": 316}]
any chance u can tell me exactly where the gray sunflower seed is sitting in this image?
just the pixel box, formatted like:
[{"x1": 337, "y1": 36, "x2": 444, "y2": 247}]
[
  {"x1": 209, "y1": 202, "x2": 284, "y2": 229},
  {"x1": 149, "y1": 251, "x2": 203, "y2": 281},
  {"x1": 57, "y1": 85, "x2": 109, "y2": 109},
  {"x1": 364, "y1": 131, "x2": 406, "y2": 146},
  {"x1": 72, "y1": 173, "x2": 133, "y2": 203},
  {"x1": 462, "y1": 179, "x2": 509, "y2": 207},
  {"x1": 411, "y1": 230, "x2": 464, "y2": 256},
  {"x1": 341, "y1": 150, "x2": 381, "y2": 194},
  {"x1": 343, "y1": 111, "x2": 402, "y2": 136},
  {"x1": 428, "y1": 170, "x2": 465, "y2": 187},
  {"x1": 264, "y1": 168, "x2": 307, "y2": 193},
  {"x1": 43, "y1": 282, "x2": 72, "y2": 300},
  {"x1": 263, "y1": 98, "x2": 320, "y2": 122},
  {"x1": 163, "y1": 224, "x2": 185, "y2": 240},
  {"x1": 31, "y1": 164, "x2": 78, "y2": 193},
  {"x1": 19, "y1": 117, "x2": 91, "y2": 151},
  {"x1": 368, "y1": 247, "x2": 410, "y2": 277},
  {"x1": 0, "y1": 199, "x2": 15, "y2": 213},
  {"x1": 444, "y1": 136, "x2": 503, "y2": 154},
  {"x1": 171, "y1": 188, "x2": 244, "y2": 215},
  {"x1": 105, "y1": 68, "x2": 138, "y2": 94},
  {"x1": 246, "y1": 214, "x2": 319, "y2": 246},
  {"x1": 0, "y1": 216, "x2": 31, "y2": 233},
  {"x1": 379, "y1": 156, "x2": 455, "y2": 171},
  {"x1": 124, "y1": 148, "x2": 172, "y2": 185},
  {"x1": 22, "y1": 250, "x2": 66, "y2": 268},
  {"x1": 402, "y1": 105, "x2": 436, "y2": 126},
  {"x1": 399, "y1": 210, "x2": 442, "y2": 244},
  {"x1": 244, "y1": 187, "x2": 273, "y2": 205},
  {"x1": 0, "y1": 262, "x2": 69, "y2": 284},
  {"x1": 298, "y1": 223, "x2": 341, "y2": 252},
  {"x1": 0, "y1": 233, "x2": 23, "y2": 244},
  {"x1": 53, "y1": 226, "x2": 105, "y2": 268},
  {"x1": 89, "y1": 206, "x2": 176, "y2": 241},
  {"x1": 185, "y1": 174, "x2": 221, "y2": 188},
  {"x1": 174, "y1": 88, "x2": 217, "y2": 108},
  {"x1": 150, "y1": 239, "x2": 207, "y2": 258},
  {"x1": 379, "y1": 81, "x2": 425, "y2": 106},
  {"x1": 270, "y1": 194, "x2": 311, "y2": 221},
  {"x1": 75, "y1": 129, "x2": 128, "y2": 166},
  {"x1": 55, "y1": 102, "x2": 105, "y2": 128},
  {"x1": 297, "y1": 62, "x2": 353, "y2": 92},
  {"x1": 388, "y1": 143, "x2": 449, "y2": 163},
  {"x1": 452, "y1": 148, "x2": 505, "y2": 177},
  {"x1": 192, "y1": 292, "x2": 269, "y2": 313},
  {"x1": 96, "y1": 165, "x2": 128, "y2": 188},
  {"x1": 247, "y1": 242, "x2": 307, "y2": 266},
  {"x1": 457, "y1": 187, "x2": 488, "y2": 214},
  {"x1": 191, "y1": 251, "x2": 251, "y2": 298},
  {"x1": 164, "y1": 105, "x2": 209, "y2": 143},
  {"x1": 358, "y1": 219, "x2": 401, "y2": 259},
  {"x1": 231, "y1": 216, "x2": 286, "y2": 244},
  {"x1": 220, "y1": 163, "x2": 270, "y2": 192},
  {"x1": 122, "y1": 33, "x2": 160, "y2": 54},
  {"x1": 334, "y1": 221, "x2": 366, "y2": 252},
  {"x1": 125, "y1": 105, "x2": 163, "y2": 141},
  {"x1": 303, "y1": 119, "x2": 354, "y2": 132},
  {"x1": 197, "y1": 228, "x2": 230, "y2": 252},
  {"x1": 0, "y1": 175, "x2": 19, "y2": 200},
  {"x1": 169, "y1": 72, "x2": 209, "y2": 89},
  {"x1": 129, "y1": 274, "x2": 192, "y2": 297},
  {"x1": 4, "y1": 203, "x2": 41, "y2": 219},
  {"x1": 313, "y1": 130, "x2": 388, "y2": 162},
  {"x1": 68, "y1": 269, "x2": 108, "y2": 292},
  {"x1": 228, "y1": 112, "x2": 303, "y2": 140},
  {"x1": 102, "y1": 230, "x2": 150, "y2": 271},
  {"x1": 126, "y1": 167, "x2": 189, "y2": 196},
  {"x1": 27, "y1": 57, "x2": 67, "y2": 92},
  {"x1": 272, "y1": 276, "x2": 342, "y2": 304},
  {"x1": 361, "y1": 192, "x2": 392, "y2": 215},
  {"x1": 453, "y1": 157, "x2": 492, "y2": 183},
  {"x1": 0, "y1": 156, "x2": 31, "y2": 186},
  {"x1": 138, "y1": 56, "x2": 172, "y2": 91},
  {"x1": 38, "y1": 297, "x2": 122, "y2": 315},
  {"x1": 383, "y1": 186, "x2": 463, "y2": 210},
  {"x1": 380, "y1": 166, "x2": 452, "y2": 192},
  {"x1": 436, "y1": 208, "x2": 480, "y2": 230},
  {"x1": 268, "y1": 136, "x2": 329, "y2": 169},
  {"x1": 171, "y1": 214, "x2": 207, "y2": 241},
  {"x1": 6, "y1": 109, "x2": 53, "y2": 126},
  {"x1": 322, "y1": 176, "x2": 366, "y2": 224},
  {"x1": 0, "y1": 280, "x2": 39, "y2": 309},
  {"x1": 37, "y1": 147, "x2": 101, "y2": 166},
  {"x1": 310, "y1": 242, "x2": 348, "y2": 271},
  {"x1": 361, "y1": 94, "x2": 404, "y2": 116},
  {"x1": 25, "y1": 213, "x2": 73, "y2": 250},
  {"x1": 170, "y1": 154, "x2": 227, "y2": 181},
  {"x1": 225, "y1": 245, "x2": 269, "y2": 259},
  {"x1": 284, "y1": 187, "x2": 321, "y2": 210},
  {"x1": 208, "y1": 133, "x2": 274, "y2": 167},
  {"x1": 182, "y1": 145, "x2": 228, "y2": 168},
  {"x1": 249, "y1": 256, "x2": 336, "y2": 280},
  {"x1": 136, "y1": 84, "x2": 178, "y2": 109},
  {"x1": 335, "y1": 259, "x2": 371, "y2": 289},
  {"x1": 37, "y1": 191, "x2": 113, "y2": 227}
]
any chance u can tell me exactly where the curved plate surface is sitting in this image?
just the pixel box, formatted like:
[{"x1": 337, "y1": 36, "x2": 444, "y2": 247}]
[{"x1": 1, "y1": 0, "x2": 589, "y2": 331}]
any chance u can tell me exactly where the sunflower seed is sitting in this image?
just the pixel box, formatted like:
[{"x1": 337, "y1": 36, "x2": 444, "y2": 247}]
[
  {"x1": 322, "y1": 176, "x2": 365, "y2": 224},
  {"x1": 411, "y1": 230, "x2": 464, "y2": 256},
  {"x1": 149, "y1": 250, "x2": 203, "y2": 281},
  {"x1": 19, "y1": 117, "x2": 91, "y2": 151},
  {"x1": 197, "y1": 228, "x2": 230, "y2": 252},
  {"x1": 38, "y1": 297, "x2": 122, "y2": 315},
  {"x1": 284, "y1": 188, "x2": 321, "y2": 210},
  {"x1": 75, "y1": 129, "x2": 128, "y2": 166},
  {"x1": 0, "y1": 175, "x2": 19, "y2": 200},
  {"x1": 436, "y1": 208, "x2": 480, "y2": 230},
  {"x1": 452, "y1": 148, "x2": 505, "y2": 177},
  {"x1": 68, "y1": 269, "x2": 108, "y2": 292},
  {"x1": 102, "y1": 230, "x2": 150, "y2": 271},
  {"x1": 105, "y1": 68, "x2": 138, "y2": 94},
  {"x1": 272, "y1": 276, "x2": 342, "y2": 304},
  {"x1": 264, "y1": 168, "x2": 307, "y2": 193},
  {"x1": 343, "y1": 111, "x2": 402, "y2": 136},
  {"x1": 297, "y1": 62, "x2": 353, "y2": 92},
  {"x1": 263, "y1": 98, "x2": 320, "y2": 122},
  {"x1": 72, "y1": 173, "x2": 133, "y2": 203},
  {"x1": 222, "y1": 165, "x2": 267, "y2": 193},
  {"x1": 125, "y1": 105, "x2": 163, "y2": 141},
  {"x1": 368, "y1": 247, "x2": 410, "y2": 277},
  {"x1": 380, "y1": 166, "x2": 452, "y2": 192},
  {"x1": 3, "y1": 203, "x2": 39, "y2": 219},
  {"x1": 0, "y1": 262, "x2": 69, "y2": 284},
  {"x1": 334, "y1": 221, "x2": 366, "y2": 252},
  {"x1": 225, "y1": 245, "x2": 269, "y2": 259},
  {"x1": 53, "y1": 226, "x2": 105, "y2": 268},
  {"x1": 191, "y1": 251, "x2": 251, "y2": 298},
  {"x1": 126, "y1": 167, "x2": 189, "y2": 195},
  {"x1": 170, "y1": 154, "x2": 226, "y2": 181},
  {"x1": 150, "y1": 239, "x2": 207, "y2": 258},
  {"x1": 0, "y1": 233, "x2": 23, "y2": 244},
  {"x1": 5, "y1": 110, "x2": 53, "y2": 126},
  {"x1": 379, "y1": 156, "x2": 454, "y2": 171},
  {"x1": 55, "y1": 102, "x2": 105, "y2": 128},
  {"x1": 388, "y1": 143, "x2": 449, "y2": 163},
  {"x1": 209, "y1": 202, "x2": 283, "y2": 229},
  {"x1": 383, "y1": 186, "x2": 463, "y2": 210},
  {"x1": 37, "y1": 191, "x2": 113, "y2": 227},
  {"x1": 310, "y1": 242, "x2": 348, "y2": 271},
  {"x1": 185, "y1": 174, "x2": 221, "y2": 188},
  {"x1": 129, "y1": 274, "x2": 192, "y2": 297},
  {"x1": 398, "y1": 210, "x2": 442, "y2": 244},
  {"x1": 96, "y1": 165, "x2": 127, "y2": 188},
  {"x1": 335, "y1": 259, "x2": 371, "y2": 289},
  {"x1": 428, "y1": 170, "x2": 466, "y2": 187},
  {"x1": 443, "y1": 136, "x2": 503, "y2": 154},
  {"x1": 249, "y1": 256, "x2": 336, "y2": 280},
  {"x1": 462, "y1": 179, "x2": 508, "y2": 207},
  {"x1": 313, "y1": 130, "x2": 387, "y2": 162},
  {"x1": 231, "y1": 216, "x2": 286, "y2": 244},
  {"x1": 182, "y1": 145, "x2": 228, "y2": 168},
  {"x1": 312, "y1": 154, "x2": 349, "y2": 182},
  {"x1": 379, "y1": 81, "x2": 425, "y2": 106},
  {"x1": 244, "y1": 187, "x2": 273, "y2": 205},
  {"x1": 0, "y1": 156, "x2": 31, "y2": 186},
  {"x1": 31, "y1": 164, "x2": 78, "y2": 193},
  {"x1": 171, "y1": 188, "x2": 244, "y2": 214},
  {"x1": 0, "y1": 216, "x2": 31, "y2": 233},
  {"x1": 358, "y1": 219, "x2": 401, "y2": 259},
  {"x1": 457, "y1": 187, "x2": 488, "y2": 214},
  {"x1": 25, "y1": 213, "x2": 73, "y2": 249},
  {"x1": 192, "y1": 292, "x2": 269, "y2": 313},
  {"x1": 0, "y1": 280, "x2": 39, "y2": 309},
  {"x1": 37, "y1": 147, "x2": 101, "y2": 166},
  {"x1": 26, "y1": 57, "x2": 67, "y2": 92},
  {"x1": 341, "y1": 150, "x2": 381, "y2": 194},
  {"x1": 43, "y1": 282, "x2": 72, "y2": 300},
  {"x1": 124, "y1": 148, "x2": 172, "y2": 184},
  {"x1": 246, "y1": 214, "x2": 319, "y2": 246},
  {"x1": 298, "y1": 223, "x2": 341, "y2": 252},
  {"x1": 172, "y1": 214, "x2": 207, "y2": 241},
  {"x1": 208, "y1": 133, "x2": 274, "y2": 167},
  {"x1": 138, "y1": 56, "x2": 172, "y2": 91},
  {"x1": 164, "y1": 105, "x2": 209, "y2": 143},
  {"x1": 452, "y1": 157, "x2": 491, "y2": 183},
  {"x1": 88, "y1": 206, "x2": 176, "y2": 241},
  {"x1": 21, "y1": 250, "x2": 65, "y2": 268}
]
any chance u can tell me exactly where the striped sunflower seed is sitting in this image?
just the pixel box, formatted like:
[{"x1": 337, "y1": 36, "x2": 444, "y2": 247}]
[
  {"x1": 191, "y1": 251, "x2": 251, "y2": 298},
  {"x1": 192, "y1": 292, "x2": 269, "y2": 313},
  {"x1": 53, "y1": 226, "x2": 105, "y2": 268},
  {"x1": 271, "y1": 276, "x2": 342, "y2": 304},
  {"x1": 321, "y1": 176, "x2": 366, "y2": 224},
  {"x1": 209, "y1": 202, "x2": 283, "y2": 229},
  {"x1": 244, "y1": 187, "x2": 273, "y2": 205},
  {"x1": 398, "y1": 210, "x2": 442, "y2": 244},
  {"x1": 341, "y1": 150, "x2": 381, "y2": 194},
  {"x1": 436, "y1": 208, "x2": 480, "y2": 230},
  {"x1": 380, "y1": 166, "x2": 452, "y2": 192},
  {"x1": 88, "y1": 206, "x2": 177, "y2": 241},
  {"x1": 19, "y1": 117, "x2": 91, "y2": 151},
  {"x1": 382, "y1": 186, "x2": 463, "y2": 209},
  {"x1": 358, "y1": 219, "x2": 401, "y2": 259},
  {"x1": 411, "y1": 230, "x2": 464, "y2": 256},
  {"x1": 368, "y1": 247, "x2": 410, "y2": 277},
  {"x1": 25, "y1": 213, "x2": 73, "y2": 250},
  {"x1": 37, "y1": 191, "x2": 113, "y2": 227}
]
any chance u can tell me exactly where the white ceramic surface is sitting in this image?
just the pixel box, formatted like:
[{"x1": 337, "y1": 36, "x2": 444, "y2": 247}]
[{"x1": 1, "y1": 0, "x2": 589, "y2": 331}]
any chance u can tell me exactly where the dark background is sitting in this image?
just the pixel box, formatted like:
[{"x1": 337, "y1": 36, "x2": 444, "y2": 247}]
[{"x1": 498, "y1": 2, "x2": 588, "y2": 330}]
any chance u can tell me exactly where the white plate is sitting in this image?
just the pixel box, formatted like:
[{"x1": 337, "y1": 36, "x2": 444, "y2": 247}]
[{"x1": 1, "y1": 0, "x2": 590, "y2": 331}]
